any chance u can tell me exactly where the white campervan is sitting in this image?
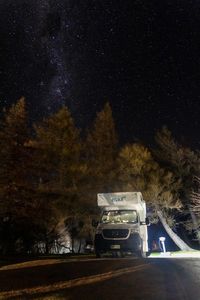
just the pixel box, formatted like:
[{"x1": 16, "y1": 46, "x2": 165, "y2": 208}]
[{"x1": 93, "y1": 192, "x2": 149, "y2": 258}]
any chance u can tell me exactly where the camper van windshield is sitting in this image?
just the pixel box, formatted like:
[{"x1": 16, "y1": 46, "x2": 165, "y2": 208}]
[{"x1": 101, "y1": 210, "x2": 138, "y2": 224}]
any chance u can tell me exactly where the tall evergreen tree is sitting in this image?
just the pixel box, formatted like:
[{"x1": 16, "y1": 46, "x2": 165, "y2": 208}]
[
  {"x1": 117, "y1": 143, "x2": 180, "y2": 208},
  {"x1": 31, "y1": 107, "x2": 83, "y2": 252},
  {"x1": 33, "y1": 106, "x2": 81, "y2": 193},
  {"x1": 117, "y1": 143, "x2": 193, "y2": 250},
  {"x1": 84, "y1": 102, "x2": 118, "y2": 203},
  {"x1": 0, "y1": 98, "x2": 34, "y2": 253},
  {"x1": 117, "y1": 143, "x2": 158, "y2": 192}
]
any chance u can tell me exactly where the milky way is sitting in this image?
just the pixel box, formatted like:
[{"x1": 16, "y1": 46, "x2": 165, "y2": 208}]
[
  {"x1": 36, "y1": 0, "x2": 71, "y2": 112},
  {"x1": 0, "y1": 0, "x2": 74, "y2": 117},
  {"x1": 1, "y1": 1, "x2": 200, "y2": 147}
]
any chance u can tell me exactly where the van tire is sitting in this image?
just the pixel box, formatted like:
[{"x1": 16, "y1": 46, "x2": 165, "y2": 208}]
[
  {"x1": 120, "y1": 251, "x2": 125, "y2": 258},
  {"x1": 95, "y1": 251, "x2": 101, "y2": 258},
  {"x1": 137, "y1": 240, "x2": 146, "y2": 258},
  {"x1": 136, "y1": 250, "x2": 146, "y2": 258}
]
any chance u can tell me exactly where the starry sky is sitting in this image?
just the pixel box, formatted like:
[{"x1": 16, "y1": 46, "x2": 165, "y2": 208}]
[{"x1": 1, "y1": 0, "x2": 200, "y2": 147}]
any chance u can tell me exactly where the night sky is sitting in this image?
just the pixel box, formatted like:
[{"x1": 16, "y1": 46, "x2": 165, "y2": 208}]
[{"x1": 1, "y1": 0, "x2": 200, "y2": 147}]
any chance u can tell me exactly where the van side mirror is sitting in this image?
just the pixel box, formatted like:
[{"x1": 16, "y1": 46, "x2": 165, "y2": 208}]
[
  {"x1": 145, "y1": 217, "x2": 150, "y2": 226},
  {"x1": 92, "y1": 219, "x2": 98, "y2": 227},
  {"x1": 140, "y1": 217, "x2": 150, "y2": 226}
]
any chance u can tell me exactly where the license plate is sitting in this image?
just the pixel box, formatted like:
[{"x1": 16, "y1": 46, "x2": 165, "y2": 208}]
[{"x1": 110, "y1": 245, "x2": 120, "y2": 249}]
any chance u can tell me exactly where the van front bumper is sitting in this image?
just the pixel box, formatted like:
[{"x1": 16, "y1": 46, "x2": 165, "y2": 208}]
[{"x1": 94, "y1": 233, "x2": 142, "y2": 253}]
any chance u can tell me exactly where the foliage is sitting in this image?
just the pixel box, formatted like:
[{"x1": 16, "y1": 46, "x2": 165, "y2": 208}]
[
  {"x1": 155, "y1": 126, "x2": 200, "y2": 200},
  {"x1": 191, "y1": 177, "x2": 200, "y2": 215},
  {"x1": 30, "y1": 106, "x2": 85, "y2": 252},
  {"x1": 155, "y1": 126, "x2": 200, "y2": 244},
  {"x1": 83, "y1": 102, "x2": 118, "y2": 204},
  {"x1": 116, "y1": 140, "x2": 193, "y2": 249},
  {"x1": 32, "y1": 106, "x2": 81, "y2": 191},
  {"x1": 0, "y1": 98, "x2": 35, "y2": 253},
  {"x1": 190, "y1": 177, "x2": 200, "y2": 239},
  {"x1": 0, "y1": 100, "x2": 199, "y2": 253},
  {"x1": 117, "y1": 143, "x2": 181, "y2": 210}
]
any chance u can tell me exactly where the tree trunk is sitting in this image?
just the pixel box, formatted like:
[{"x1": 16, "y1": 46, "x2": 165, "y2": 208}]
[
  {"x1": 189, "y1": 207, "x2": 200, "y2": 245},
  {"x1": 71, "y1": 237, "x2": 74, "y2": 253},
  {"x1": 157, "y1": 210, "x2": 193, "y2": 251},
  {"x1": 78, "y1": 239, "x2": 82, "y2": 253},
  {"x1": 45, "y1": 240, "x2": 49, "y2": 254}
]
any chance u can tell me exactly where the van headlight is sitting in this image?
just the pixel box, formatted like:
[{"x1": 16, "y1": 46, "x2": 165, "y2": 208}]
[{"x1": 130, "y1": 228, "x2": 139, "y2": 234}]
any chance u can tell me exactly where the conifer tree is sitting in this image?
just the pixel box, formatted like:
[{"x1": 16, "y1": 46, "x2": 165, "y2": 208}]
[
  {"x1": 33, "y1": 106, "x2": 81, "y2": 193},
  {"x1": 117, "y1": 143, "x2": 180, "y2": 208},
  {"x1": 117, "y1": 143, "x2": 194, "y2": 250},
  {"x1": 84, "y1": 102, "x2": 118, "y2": 203},
  {"x1": 31, "y1": 107, "x2": 83, "y2": 252},
  {"x1": 0, "y1": 98, "x2": 34, "y2": 253},
  {"x1": 117, "y1": 143, "x2": 158, "y2": 192}
]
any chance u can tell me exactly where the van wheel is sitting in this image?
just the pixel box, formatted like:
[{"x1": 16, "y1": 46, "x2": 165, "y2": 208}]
[
  {"x1": 146, "y1": 251, "x2": 151, "y2": 257},
  {"x1": 137, "y1": 249, "x2": 146, "y2": 258},
  {"x1": 95, "y1": 251, "x2": 102, "y2": 258},
  {"x1": 142, "y1": 251, "x2": 146, "y2": 258},
  {"x1": 120, "y1": 251, "x2": 125, "y2": 258},
  {"x1": 112, "y1": 251, "x2": 117, "y2": 258}
]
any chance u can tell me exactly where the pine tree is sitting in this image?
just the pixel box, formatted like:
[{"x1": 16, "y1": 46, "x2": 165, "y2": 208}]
[
  {"x1": 117, "y1": 142, "x2": 194, "y2": 250},
  {"x1": 117, "y1": 143, "x2": 158, "y2": 192},
  {"x1": 33, "y1": 106, "x2": 81, "y2": 193},
  {"x1": 0, "y1": 98, "x2": 34, "y2": 253},
  {"x1": 117, "y1": 143, "x2": 179, "y2": 208},
  {"x1": 85, "y1": 102, "x2": 118, "y2": 194},
  {"x1": 30, "y1": 107, "x2": 83, "y2": 252}
]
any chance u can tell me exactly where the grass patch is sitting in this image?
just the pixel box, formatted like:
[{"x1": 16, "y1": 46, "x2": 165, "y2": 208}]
[
  {"x1": 149, "y1": 250, "x2": 200, "y2": 257},
  {"x1": 170, "y1": 250, "x2": 200, "y2": 256}
]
